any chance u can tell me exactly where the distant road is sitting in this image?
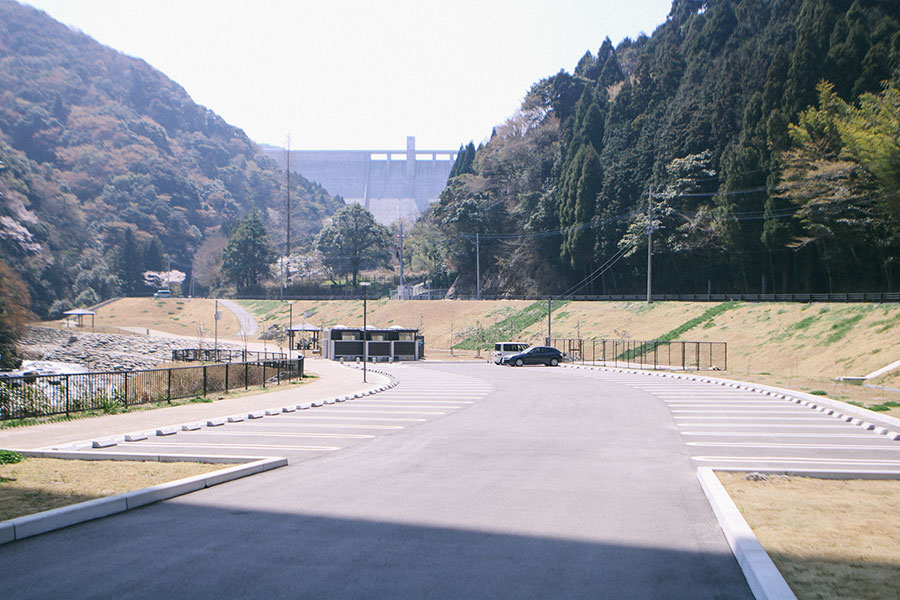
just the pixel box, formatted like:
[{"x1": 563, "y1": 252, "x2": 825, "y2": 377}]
[{"x1": 217, "y1": 299, "x2": 259, "y2": 337}]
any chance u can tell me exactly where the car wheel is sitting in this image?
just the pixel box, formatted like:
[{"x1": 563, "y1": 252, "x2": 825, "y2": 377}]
[
  {"x1": 515, "y1": 358, "x2": 524, "y2": 367},
  {"x1": 549, "y1": 357, "x2": 559, "y2": 366}
]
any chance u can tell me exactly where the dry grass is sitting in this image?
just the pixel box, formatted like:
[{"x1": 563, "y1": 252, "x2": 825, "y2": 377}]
[
  {"x1": 0, "y1": 458, "x2": 229, "y2": 521},
  {"x1": 85, "y1": 297, "x2": 243, "y2": 338},
  {"x1": 718, "y1": 472, "x2": 900, "y2": 600}
]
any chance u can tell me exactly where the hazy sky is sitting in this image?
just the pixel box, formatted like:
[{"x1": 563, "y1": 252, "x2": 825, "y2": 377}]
[{"x1": 22, "y1": 0, "x2": 673, "y2": 151}]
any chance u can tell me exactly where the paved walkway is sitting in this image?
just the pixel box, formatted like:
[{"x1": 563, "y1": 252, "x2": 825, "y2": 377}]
[{"x1": 0, "y1": 358, "x2": 388, "y2": 450}]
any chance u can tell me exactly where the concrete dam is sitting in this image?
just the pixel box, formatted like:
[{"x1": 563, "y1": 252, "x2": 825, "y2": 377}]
[{"x1": 263, "y1": 137, "x2": 457, "y2": 224}]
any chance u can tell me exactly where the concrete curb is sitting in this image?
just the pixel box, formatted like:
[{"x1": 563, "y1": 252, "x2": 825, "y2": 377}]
[
  {"x1": 0, "y1": 452, "x2": 286, "y2": 546},
  {"x1": 697, "y1": 468, "x2": 797, "y2": 600},
  {"x1": 41, "y1": 366, "x2": 397, "y2": 452}
]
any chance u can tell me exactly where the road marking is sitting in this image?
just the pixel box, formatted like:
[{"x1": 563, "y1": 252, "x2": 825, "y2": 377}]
[
  {"x1": 236, "y1": 422, "x2": 404, "y2": 430},
  {"x1": 280, "y1": 415, "x2": 427, "y2": 422},
  {"x1": 674, "y1": 416, "x2": 830, "y2": 421},
  {"x1": 359, "y1": 399, "x2": 475, "y2": 404},
  {"x1": 676, "y1": 423, "x2": 857, "y2": 429},
  {"x1": 692, "y1": 456, "x2": 900, "y2": 466},
  {"x1": 347, "y1": 403, "x2": 463, "y2": 409},
  {"x1": 664, "y1": 402, "x2": 791, "y2": 407},
  {"x1": 134, "y1": 442, "x2": 340, "y2": 451},
  {"x1": 686, "y1": 442, "x2": 900, "y2": 450},
  {"x1": 681, "y1": 432, "x2": 877, "y2": 438},
  {"x1": 670, "y1": 409, "x2": 810, "y2": 414},
  {"x1": 321, "y1": 409, "x2": 447, "y2": 416},
  {"x1": 196, "y1": 431, "x2": 375, "y2": 439}
]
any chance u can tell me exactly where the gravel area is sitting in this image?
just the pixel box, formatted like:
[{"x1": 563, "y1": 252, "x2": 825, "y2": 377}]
[{"x1": 16, "y1": 326, "x2": 242, "y2": 372}]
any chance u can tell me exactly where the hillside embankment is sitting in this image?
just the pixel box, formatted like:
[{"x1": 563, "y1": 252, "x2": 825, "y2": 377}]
[{"x1": 56, "y1": 297, "x2": 900, "y2": 414}]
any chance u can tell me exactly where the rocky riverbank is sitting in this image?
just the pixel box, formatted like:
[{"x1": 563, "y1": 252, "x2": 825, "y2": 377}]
[{"x1": 17, "y1": 326, "x2": 242, "y2": 372}]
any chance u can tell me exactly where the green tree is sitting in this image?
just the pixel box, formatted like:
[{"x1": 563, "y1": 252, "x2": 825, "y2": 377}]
[
  {"x1": 315, "y1": 203, "x2": 391, "y2": 287},
  {"x1": 222, "y1": 212, "x2": 275, "y2": 293}
]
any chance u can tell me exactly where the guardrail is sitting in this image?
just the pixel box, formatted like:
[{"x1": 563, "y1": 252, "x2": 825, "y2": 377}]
[
  {"x1": 550, "y1": 338, "x2": 727, "y2": 371},
  {"x1": 171, "y1": 348, "x2": 287, "y2": 363},
  {"x1": 0, "y1": 358, "x2": 304, "y2": 421}
]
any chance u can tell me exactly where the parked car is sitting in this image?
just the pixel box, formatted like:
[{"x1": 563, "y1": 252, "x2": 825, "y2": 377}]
[
  {"x1": 153, "y1": 289, "x2": 172, "y2": 298},
  {"x1": 492, "y1": 342, "x2": 530, "y2": 365},
  {"x1": 502, "y1": 346, "x2": 563, "y2": 367}
]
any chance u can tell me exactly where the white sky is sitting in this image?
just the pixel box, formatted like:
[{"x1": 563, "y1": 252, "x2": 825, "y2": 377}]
[{"x1": 22, "y1": 0, "x2": 672, "y2": 151}]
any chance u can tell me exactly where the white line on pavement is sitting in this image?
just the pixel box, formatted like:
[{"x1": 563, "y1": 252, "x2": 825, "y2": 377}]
[
  {"x1": 194, "y1": 431, "x2": 376, "y2": 439},
  {"x1": 692, "y1": 456, "x2": 900, "y2": 466},
  {"x1": 134, "y1": 442, "x2": 340, "y2": 451},
  {"x1": 279, "y1": 415, "x2": 427, "y2": 422},
  {"x1": 674, "y1": 416, "x2": 831, "y2": 420},
  {"x1": 317, "y1": 409, "x2": 447, "y2": 415},
  {"x1": 680, "y1": 432, "x2": 876, "y2": 438},
  {"x1": 686, "y1": 442, "x2": 900, "y2": 450}
]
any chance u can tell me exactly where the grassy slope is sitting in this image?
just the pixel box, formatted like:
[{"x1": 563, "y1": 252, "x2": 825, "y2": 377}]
[{"x1": 74, "y1": 297, "x2": 900, "y2": 414}]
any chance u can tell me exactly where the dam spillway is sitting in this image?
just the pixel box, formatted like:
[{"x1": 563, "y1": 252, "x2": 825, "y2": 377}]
[{"x1": 263, "y1": 136, "x2": 456, "y2": 224}]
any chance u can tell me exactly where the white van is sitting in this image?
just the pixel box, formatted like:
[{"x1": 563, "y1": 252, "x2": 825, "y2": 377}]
[
  {"x1": 153, "y1": 289, "x2": 172, "y2": 298},
  {"x1": 492, "y1": 342, "x2": 530, "y2": 365}
]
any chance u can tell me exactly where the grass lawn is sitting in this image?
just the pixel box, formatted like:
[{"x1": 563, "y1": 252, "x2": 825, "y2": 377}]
[{"x1": 719, "y1": 472, "x2": 900, "y2": 600}]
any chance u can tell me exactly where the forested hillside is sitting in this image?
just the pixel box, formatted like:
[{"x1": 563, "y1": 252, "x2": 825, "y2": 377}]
[
  {"x1": 415, "y1": 0, "x2": 900, "y2": 297},
  {"x1": 0, "y1": 0, "x2": 340, "y2": 316}
]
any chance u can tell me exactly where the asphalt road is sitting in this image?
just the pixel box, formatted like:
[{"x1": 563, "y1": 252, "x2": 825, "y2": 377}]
[{"x1": 3, "y1": 362, "x2": 761, "y2": 599}]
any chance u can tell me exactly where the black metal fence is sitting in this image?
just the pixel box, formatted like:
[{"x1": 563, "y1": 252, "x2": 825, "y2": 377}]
[
  {"x1": 171, "y1": 348, "x2": 287, "y2": 363},
  {"x1": 550, "y1": 338, "x2": 727, "y2": 371},
  {"x1": 0, "y1": 358, "x2": 304, "y2": 421}
]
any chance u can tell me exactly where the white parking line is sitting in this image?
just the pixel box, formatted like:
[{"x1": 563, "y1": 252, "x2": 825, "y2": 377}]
[
  {"x1": 676, "y1": 423, "x2": 859, "y2": 429},
  {"x1": 196, "y1": 431, "x2": 376, "y2": 439},
  {"x1": 680, "y1": 432, "x2": 877, "y2": 438},
  {"x1": 692, "y1": 456, "x2": 900, "y2": 467},
  {"x1": 670, "y1": 409, "x2": 810, "y2": 414},
  {"x1": 347, "y1": 403, "x2": 462, "y2": 409},
  {"x1": 319, "y1": 409, "x2": 447, "y2": 416},
  {"x1": 236, "y1": 422, "x2": 404, "y2": 430},
  {"x1": 135, "y1": 442, "x2": 340, "y2": 451},
  {"x1": 674, "y1": 416, "x2": 830, "y2": 421},
  {"x1": 280, "y1": 415, "x2": 427, "y2": 422},
  {"x1": 358, "y1": 399, "x2": 475, "y2": 405},
  {"x1": 687, "y1": 442, "x2": 900, "y2": 450},
  {"x1": 664, "y1": 402, "x2": 791, "y2": 407}
]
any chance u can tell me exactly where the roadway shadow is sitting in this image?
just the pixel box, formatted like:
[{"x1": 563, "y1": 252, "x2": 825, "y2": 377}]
[{"x1": 2, "y1": 502, "x2": 755, "y2": 600}]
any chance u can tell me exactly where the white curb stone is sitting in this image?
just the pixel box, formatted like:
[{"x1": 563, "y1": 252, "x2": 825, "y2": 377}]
[
  {"x1": 155, "y1": 427, "x2": 178, "y2": 436},
  {"x1": 124, "y1": 432, "x2": 149, "y2": 442},
  {"x1": 181, "y1": 423, "x2": 202, "y2": 431},
  {"x1": 92, "y1": 438, "x2": 117, "y2": 448}
]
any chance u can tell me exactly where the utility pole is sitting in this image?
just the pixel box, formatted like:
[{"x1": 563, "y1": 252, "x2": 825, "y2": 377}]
[
  {"x1": 646, "y1": 187, "x2": 653, "y2": 304},
  {"x1": 398, "y1": 219, "x2": 405, "y2": 299},
  {"x1": 547, "y1": 297, "x2": 552, "y2": 345},
  {"x1": 475, "y1": 233, "x2": 481, "y2": 300},
  {"x1": 282, "y1": 135, "x2": 291, "y2": 300}
]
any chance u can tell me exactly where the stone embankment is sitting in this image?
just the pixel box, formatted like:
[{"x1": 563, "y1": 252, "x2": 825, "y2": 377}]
[{"x1": 18, "y1": 327, "x2": 242, "y2": 372}]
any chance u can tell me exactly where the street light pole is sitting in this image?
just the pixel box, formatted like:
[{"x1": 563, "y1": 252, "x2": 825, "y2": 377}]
[
  {"x1": 360, "y1": 282, "x2": 371, "y2": 382},
  {"x1": 287, "y1": 300, "x2": 295, "y2": 362}
]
